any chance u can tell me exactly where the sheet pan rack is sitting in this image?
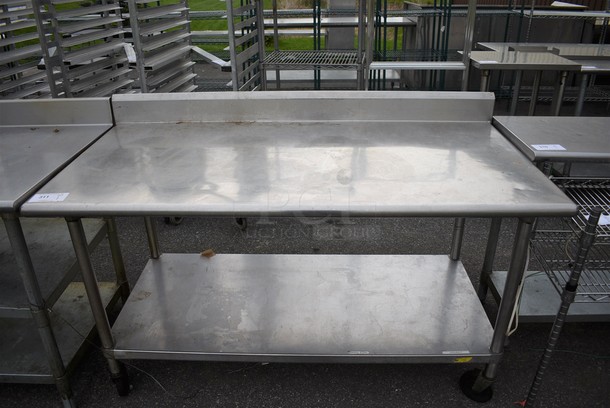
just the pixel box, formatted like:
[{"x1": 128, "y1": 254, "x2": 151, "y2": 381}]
[
  {"x1": 126, "y1": 0, "x2": 197, "y2": 93},
  {"x1": 31, "y1": 0, "x2": 133, "y2": 97},
  {"x1": 0, "y1": 0, "x2": 50, "y2": 99}
]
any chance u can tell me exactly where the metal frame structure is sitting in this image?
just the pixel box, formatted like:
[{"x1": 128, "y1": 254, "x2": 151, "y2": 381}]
[
  {"x1": 31, "y1": 0, "x2": 133, "y2": 97},
  {"x1": 126, "y1": 0, "x2": 197, "y2": 93}
]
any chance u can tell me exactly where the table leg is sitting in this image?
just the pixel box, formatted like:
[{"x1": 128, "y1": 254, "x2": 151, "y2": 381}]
[
  {"x1": 551, "y1": 71, "x2": 568, "y2": 116},
  {"x1": 66, "y1": 217, "x2": 130, "y2": 396},
  {"x1": 510, "y1": 70, "x2": 523, "y2": 116},
  {"x1": 450, "y1": 218, "x2": 466, "y2": 261},
  {"x1": 477, "y1": 218, "x2": 502, "y2": 302},
  {"x1": 575, "y1": 73, "x2": 588, "y2": 117},
  {"x1": 528, "y1": 71, "x2": 541, "y2": 116},
  {"x1": 144, "y1": 216, "x2": 160, "y2": 259},
  {"x1": 460, "y1": 217, "x2": 534, "y2": 402},
  {"x1": 479, "y1": 70, "x2": 490, "y2": 92},
  {"x1": 105, "y1": 217, "x2": 130, "y2": 302},
  {"x1": 3, "y1": 214, "x2": 75, "y2": 407}
]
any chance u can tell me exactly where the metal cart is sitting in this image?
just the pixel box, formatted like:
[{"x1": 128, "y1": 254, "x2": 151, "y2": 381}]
[
  {"x1": 21, "y1": 91, "x2": 577, "y2": 402},
  {"x1": 0, "y1": 98, "x2": 129, "y2": 407}
]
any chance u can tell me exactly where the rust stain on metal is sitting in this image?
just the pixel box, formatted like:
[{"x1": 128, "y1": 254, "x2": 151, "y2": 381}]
[{"x1": 201, "y1": 249, "x2": 215, "y2": 258}]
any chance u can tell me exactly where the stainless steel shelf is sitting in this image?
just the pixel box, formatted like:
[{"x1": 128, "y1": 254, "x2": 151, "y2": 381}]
[
  {"x1": 112, "y1": 253, "x2": 495, "y2": 363},
  {"x1": 489, "y1": 270, "x2": 610, "y2": 322},
  {"x1": 0, "y1": 282, "x2": 119, "y2": 383},
  {"x1": 531, "y1": 230, "x2": 610, "y2": 302}
]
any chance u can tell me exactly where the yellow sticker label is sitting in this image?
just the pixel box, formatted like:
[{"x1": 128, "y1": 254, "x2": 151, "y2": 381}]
[{"x1": 454, "y1": 357, "x2": 473, "y2": 363}]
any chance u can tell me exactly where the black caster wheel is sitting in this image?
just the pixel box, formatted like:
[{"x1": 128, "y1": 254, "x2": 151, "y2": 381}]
[
  {"x1": 235, "y1": 217, "x2": 247, "y2": 231},
  {"x1": 164, "y1": 216, "x2": 183, "y2": 226},
  {"x1": 113, "y1": 366, "x2": 131, "y2": 397},
  {"x1": 459, "y1": 369, "x2": 493, "y2": 403}
]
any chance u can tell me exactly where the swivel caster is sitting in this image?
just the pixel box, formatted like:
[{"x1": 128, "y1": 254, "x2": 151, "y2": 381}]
[{"x1": 459, "y1": 369, "x2": 493, "y2": 403}]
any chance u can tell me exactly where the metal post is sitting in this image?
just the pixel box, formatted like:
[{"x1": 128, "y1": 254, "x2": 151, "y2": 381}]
[
  {"x1": 550, "y1": 71, "x2": 568, "y2": 116},
  {"x1": 450, "y1": 218, "x2": 465, "y2": 261},
  {"x1": 477, "y1": 218, "x2": 503, "y2": 302},
  {"x1": 460, "y1": 0, "x2": 477, "y2": 91},
  {"x1": 525, "y1": 209, "x2": 601, "y2": 406},
  {"x1": 483, "y1": 218, "x2": 534, "y2": 375},
  {"x1": 255, "y1": 0, "x2": 267, "y2": 90},
  {"x1": 357, "y1": 0, "x2": 366, "y2": 89},
  {"x1": 104, "y1": 217, "x2": 130, "y2": 301},
  {"x1": 226, "y1": 0, "x2": 240, "y2": 91},
  {"x1": 528, "y1": 71, "x2": 541, "y2": 116},
  {"x1": 365, "y1": 0, "x2": 375, "y2": 90},
  {"x1": 66, "y1": 217, "x2": 129, "y2": 394},
  {"x1": 272, "y1": 0, "x2": 280, "y2": 89},
  {"x1": 144, "y1": 216, "x2": 160, "y2": 259},
  {"x1": 480, "y1": 70, "x2": 490, "y2": 92},
  {"x1": 575, "y1": 73, "x2": 588, "y2": 116},
  {"x1": 509, "y1": 70, "x2": 522, "y2": 115},
  {"x1": 3, "y1": 215, "x2": 75, "y2": 407}
]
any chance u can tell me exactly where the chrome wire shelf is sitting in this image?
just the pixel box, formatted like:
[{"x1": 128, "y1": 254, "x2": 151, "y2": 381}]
[
  {"x1": 531, "y1": 230, "x2": 610, "y2": 302},
  {"x1": 552, "y1": 178, "x2": 610, "y2": 239},
  {"x1": 264, "y1": 50, "x2": 360, "y2": 70}
]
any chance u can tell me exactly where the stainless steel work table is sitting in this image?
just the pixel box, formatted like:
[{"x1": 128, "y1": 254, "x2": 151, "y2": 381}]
[
  {"x1": 477, "y1": 43, "x2": 610, "y2": 116},
  {"x1": 468, "y1": 50, "x2": 582, "y2": 116},
  {"x1": 493, "y1": 116, "x2": 610, "y2": 164},
  {"x1": 489, "y1": 115, "x2": 610, "y2": 322},
  {"x1": 21, "y1": 92, "x2": 577, "y2": 402},
  {"x1": 477, "y1": 43, "x2": 610, "y2": 58},
  {"x1": 0, "y1": 98, "x2": 128, "y2": 407}
]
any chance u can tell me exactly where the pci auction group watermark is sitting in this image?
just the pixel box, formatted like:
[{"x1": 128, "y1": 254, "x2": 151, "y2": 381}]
[{"x1": 238, "y1": 218, "x2": 382, "y2": 241}]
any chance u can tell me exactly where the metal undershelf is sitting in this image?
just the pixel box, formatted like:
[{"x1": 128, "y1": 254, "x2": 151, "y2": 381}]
[
  {"x1": 112, "y1": 253, "x2": 495, "y2": 363},
  {"x1": 531, "y1": 230, "x2": 610, "y2": 302},
  {"x1": 0, "y1": 282, "x2": 120, "y2": 384}
]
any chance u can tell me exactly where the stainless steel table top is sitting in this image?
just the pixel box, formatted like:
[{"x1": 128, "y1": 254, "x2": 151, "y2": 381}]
[
  {"x1": 493, "y1": 116, "x2": 610, "y2": 162},
  {"x1": 0, "y1": 99, "x2": 113, "y2": 213},
  {"x1": 21, "y1": 93, "x2": 576, "y2": 218},
  {"x1": 469, "y1": 51, "x2": 582, "y2": 71},
  {"x1": 478, "y1": 43, "x2": 610, "y2": 59},
  {"x1": 574, "y1": 58, "x2": 610, "y2": 73}
]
